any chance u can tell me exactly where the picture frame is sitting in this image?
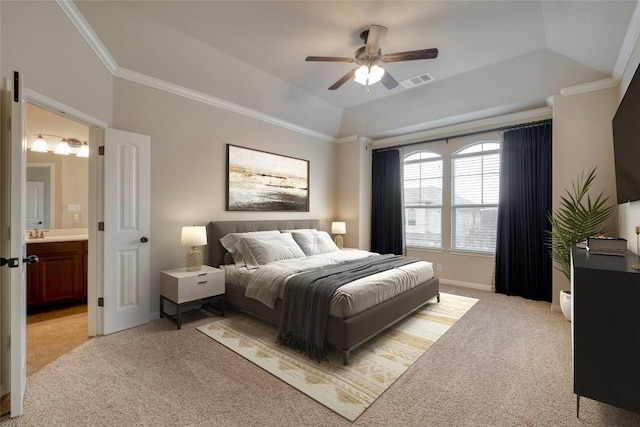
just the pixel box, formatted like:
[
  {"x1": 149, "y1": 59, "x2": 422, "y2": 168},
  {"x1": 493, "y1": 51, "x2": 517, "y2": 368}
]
[{"x1": 226, "y1": 144, "x2": 309, "y2": 211}]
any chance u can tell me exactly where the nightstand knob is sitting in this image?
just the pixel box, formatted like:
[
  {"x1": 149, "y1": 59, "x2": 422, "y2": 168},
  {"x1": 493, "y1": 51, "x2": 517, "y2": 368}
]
[{"x1": 140, "y1": 236, "x2": 149, "y2": 243}]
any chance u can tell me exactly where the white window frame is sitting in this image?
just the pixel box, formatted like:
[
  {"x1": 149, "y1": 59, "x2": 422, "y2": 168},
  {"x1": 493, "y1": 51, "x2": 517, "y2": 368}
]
[
  {"x1": 403, "y1": 151, "x2": 443, "y2": 249},
  {"x1": 451, "y1": 141, "x2": 501, "y2": 254}
]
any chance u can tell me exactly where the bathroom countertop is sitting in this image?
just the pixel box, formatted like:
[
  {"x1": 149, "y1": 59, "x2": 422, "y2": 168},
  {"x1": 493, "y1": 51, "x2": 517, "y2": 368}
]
[
  {"x1": 25, "y1": 229, "x2": 88, "y2": 244},
  {"x1": 26, "y1": 235, "x2": 88, "y2": 243}
]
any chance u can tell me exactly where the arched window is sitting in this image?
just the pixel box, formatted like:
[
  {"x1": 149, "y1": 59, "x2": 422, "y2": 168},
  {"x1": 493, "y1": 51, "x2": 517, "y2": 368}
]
[
  {"x1": 403, "y1": 151, "x2": 443, "y2": 248},
  {"x1": 451, "y1": 141, "x2": 500, "y2": 253}
]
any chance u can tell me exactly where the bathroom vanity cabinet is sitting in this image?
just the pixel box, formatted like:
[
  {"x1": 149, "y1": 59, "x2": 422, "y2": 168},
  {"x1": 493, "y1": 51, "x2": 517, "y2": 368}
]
[{"x1": 27, "y1": 240, "x2": 88, "y2": 311}]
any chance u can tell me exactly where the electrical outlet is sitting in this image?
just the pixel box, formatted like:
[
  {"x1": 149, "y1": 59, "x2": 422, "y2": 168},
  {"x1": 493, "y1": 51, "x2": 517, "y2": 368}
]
[{"x1": 436, "y1": 263, "x2": 442, "y2": 272}]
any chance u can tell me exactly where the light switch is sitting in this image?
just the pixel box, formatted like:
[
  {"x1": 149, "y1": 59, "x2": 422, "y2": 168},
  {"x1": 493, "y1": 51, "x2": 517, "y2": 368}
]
[
  {"x1": 72, "y1": 212, "x2": 81, "y2": 222},
  {"x1": 67, "y1": 204, "x2": 81, "y2": 212}
]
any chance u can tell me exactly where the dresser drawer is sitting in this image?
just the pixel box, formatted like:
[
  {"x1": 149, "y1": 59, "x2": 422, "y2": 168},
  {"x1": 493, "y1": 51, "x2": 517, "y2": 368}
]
[{"x1": 161, "y1": 266, "x2": 224, "y2": 304}]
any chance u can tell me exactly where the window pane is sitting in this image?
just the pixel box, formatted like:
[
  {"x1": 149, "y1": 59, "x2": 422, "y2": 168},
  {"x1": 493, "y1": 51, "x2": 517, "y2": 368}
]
[
  {"x1": 451, "y1": 141, "x2": 501, "y2": 254},
  {"x1": 452, "y1": 207, "x2": 498, "y2": 252},
  {"x1": 405, "y1": 208, "x2": 441, "y2": 248},
  {"x1": 403, "y1": 151, "x2": 443, "y2": 249}
]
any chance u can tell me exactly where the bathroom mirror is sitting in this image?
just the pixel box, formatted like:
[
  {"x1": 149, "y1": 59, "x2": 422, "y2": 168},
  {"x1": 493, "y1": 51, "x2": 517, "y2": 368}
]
[{"x1": 26, "y1": 102, "x2": 89, "y2": 231}]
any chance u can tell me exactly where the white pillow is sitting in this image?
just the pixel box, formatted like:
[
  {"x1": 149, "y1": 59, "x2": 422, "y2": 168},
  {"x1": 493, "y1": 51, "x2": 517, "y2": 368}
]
[
  {"x1": 291, "y1": 230, "x2": 340, "y2": 256},
  {"x1": 219, "y1": 230, "x2": 281, "y2": 267},
  {"x1": 241, "y1": 233, "x2": 306, "y2": 269}
]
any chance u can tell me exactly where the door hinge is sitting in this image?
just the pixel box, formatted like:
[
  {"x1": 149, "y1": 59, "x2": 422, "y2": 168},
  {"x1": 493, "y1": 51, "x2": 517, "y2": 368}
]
[
  {"x1": 13, "y1": 71, "x2": 19, "y2": 102},
  {"x1": 98, "y1": 146, "x2": 105, "y2": 156},
  {"x1": 98, "y1": 222, "x2": 104, "y2": 231},
  {"x1": 98, "y1": 297, "x2": 104, "y2": 307}
]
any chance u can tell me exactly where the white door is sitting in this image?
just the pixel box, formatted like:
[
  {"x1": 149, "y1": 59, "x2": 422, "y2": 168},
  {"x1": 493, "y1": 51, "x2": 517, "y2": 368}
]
[
  {"x1": 25, "y1": 181, "x2": 44, "y2": 229},
  {"x1": 1, "y1": 73, "x2": 28, "y2": 417},
  {"x1": 102, "y1": 128, "x2": 150, "y2": 334}
]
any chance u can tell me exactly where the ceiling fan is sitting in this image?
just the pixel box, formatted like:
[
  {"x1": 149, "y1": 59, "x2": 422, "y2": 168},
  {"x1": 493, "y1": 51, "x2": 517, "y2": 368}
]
[{"x1": 306, "y1": 24, "x2": 438, "y2": 90}]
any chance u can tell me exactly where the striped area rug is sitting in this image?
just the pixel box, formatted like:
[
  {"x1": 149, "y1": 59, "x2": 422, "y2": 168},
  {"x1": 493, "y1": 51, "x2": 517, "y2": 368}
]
[{"x1": 197, "y1": 292, "x2": 478, "y2": 421}]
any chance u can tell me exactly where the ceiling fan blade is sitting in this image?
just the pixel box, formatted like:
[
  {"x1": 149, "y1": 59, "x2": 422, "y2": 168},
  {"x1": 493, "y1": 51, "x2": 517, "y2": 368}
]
[
  {"x1": 381, "y1": 71, "x2": 399, "y2": 89},
  {"x1": 306, "y1": 56, "x2": 354, "y2": 63},
  {"x1": 365, "y1": 25, "x2": 388, "y2": 56},
  {"x1": 382, "y1": 48, "x2": 439, "y2": 63},
  {"x1": 329, "y1": 68, "x2": 358, "y2": 90}
]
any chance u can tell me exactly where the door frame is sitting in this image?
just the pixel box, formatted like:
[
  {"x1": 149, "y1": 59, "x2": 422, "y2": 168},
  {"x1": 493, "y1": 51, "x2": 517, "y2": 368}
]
[{"x1": 24, "y1": 89, "x2": 107, "y2": 336}]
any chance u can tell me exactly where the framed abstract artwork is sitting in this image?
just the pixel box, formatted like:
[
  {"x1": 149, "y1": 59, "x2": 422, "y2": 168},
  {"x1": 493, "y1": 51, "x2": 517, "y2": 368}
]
[{"x1": 226, "y1": 144, "x2": 309, "y2": 211}]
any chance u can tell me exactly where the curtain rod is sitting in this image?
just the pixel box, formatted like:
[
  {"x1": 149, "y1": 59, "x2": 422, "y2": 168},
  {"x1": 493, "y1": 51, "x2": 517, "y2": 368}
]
[{"x1": 372, "y1": 118, "x2": 552, "y2": 152}]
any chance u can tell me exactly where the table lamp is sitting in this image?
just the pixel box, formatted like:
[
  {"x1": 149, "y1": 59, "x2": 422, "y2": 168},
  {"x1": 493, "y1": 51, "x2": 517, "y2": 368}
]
[
  {"x1": 181, "y1": 225, "x2": 207, "y2": 271},
  {"x1": 331, "y1": 221, "x2": 346, "y2": 249}
]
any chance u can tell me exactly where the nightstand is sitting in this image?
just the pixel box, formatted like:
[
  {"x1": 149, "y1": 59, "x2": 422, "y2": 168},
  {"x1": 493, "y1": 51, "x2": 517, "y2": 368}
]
[{"x1": 160, "y1": 265, "x2": 225, "y2": 329}]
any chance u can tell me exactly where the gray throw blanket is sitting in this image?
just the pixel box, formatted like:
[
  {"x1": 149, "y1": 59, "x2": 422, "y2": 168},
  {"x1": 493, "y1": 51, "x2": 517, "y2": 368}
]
[{"x1": 276, "y1": 254, "x2": 418, "y2": 362}]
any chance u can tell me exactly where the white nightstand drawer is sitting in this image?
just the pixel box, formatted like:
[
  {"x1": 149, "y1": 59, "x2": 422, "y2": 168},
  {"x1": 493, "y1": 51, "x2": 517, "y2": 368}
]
[{"x1": 161, "y1": 266, "x2": 225, "y2": 304}]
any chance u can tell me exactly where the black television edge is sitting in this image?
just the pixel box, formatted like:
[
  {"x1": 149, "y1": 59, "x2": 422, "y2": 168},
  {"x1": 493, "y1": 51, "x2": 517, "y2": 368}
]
[{"x1": 612, "y1": 62, "x2": 640, "y2": 204}]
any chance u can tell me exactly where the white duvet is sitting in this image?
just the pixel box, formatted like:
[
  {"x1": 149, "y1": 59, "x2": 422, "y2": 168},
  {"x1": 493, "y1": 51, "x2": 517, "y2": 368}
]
[{"x1": 222, "y1": 250, "x2": 434, "y2": 318}]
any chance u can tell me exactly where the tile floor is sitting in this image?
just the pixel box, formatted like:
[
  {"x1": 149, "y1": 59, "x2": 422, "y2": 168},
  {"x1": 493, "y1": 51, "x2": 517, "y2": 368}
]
[{"x1": 26, "y1": 304, "x2": 89, "y2": 377}]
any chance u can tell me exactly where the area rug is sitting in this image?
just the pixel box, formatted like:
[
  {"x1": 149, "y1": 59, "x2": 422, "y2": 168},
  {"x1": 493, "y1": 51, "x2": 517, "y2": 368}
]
[{"x1": 197, "y1": 292, "x2": 477, "y2": 421}]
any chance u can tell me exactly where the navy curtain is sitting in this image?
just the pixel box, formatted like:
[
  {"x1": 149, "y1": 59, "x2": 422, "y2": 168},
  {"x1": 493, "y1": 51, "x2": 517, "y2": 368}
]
[
  {"x1": 371, "y1": 149, "x2": 404, "y2": 255},
  {"x1": 495, "y1": 122, "x2": 552, "y2": 301}
]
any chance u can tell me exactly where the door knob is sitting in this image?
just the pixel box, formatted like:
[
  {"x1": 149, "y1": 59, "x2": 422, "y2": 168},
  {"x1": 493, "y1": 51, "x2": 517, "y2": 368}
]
[
  {"x1": 0, "y1": 257, "x2": 19, "y2": 268},
  {"x1": 140, "y1": 237, "x2": 149, "y2": 243},
  {"x1": 23, "y1": 255, "x2": 39, "y2": 265}
]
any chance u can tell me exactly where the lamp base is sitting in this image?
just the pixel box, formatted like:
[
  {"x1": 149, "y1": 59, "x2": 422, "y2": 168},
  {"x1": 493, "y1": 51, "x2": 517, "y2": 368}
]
[
  {"x1": 334, "y1": 234, "x2": 344, "y2": 249},
  {"x1": 186, "y1": 246, "x2": 202, "y2": 272}
]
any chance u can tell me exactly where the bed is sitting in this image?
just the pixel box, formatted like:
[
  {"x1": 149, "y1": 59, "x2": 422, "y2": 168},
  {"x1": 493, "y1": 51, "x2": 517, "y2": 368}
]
[{"x1": 207, "y1": 219, "x2": 440, "y2": 364}]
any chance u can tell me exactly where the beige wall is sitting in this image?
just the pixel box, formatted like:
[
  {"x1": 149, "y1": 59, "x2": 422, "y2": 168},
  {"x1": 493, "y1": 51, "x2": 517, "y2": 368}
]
[
  {"x1": 334, "y1": 137, "x2": 371, "y2": 249},
  {"x1": 112, "y1": 78, "x2": 335, "y2": 313},
  {"x1": 1, "y1": 1, "x2": 113, "y2": 124},
  {"x1": 551, "y1": 86, "x2": 619, "y2": 309}
]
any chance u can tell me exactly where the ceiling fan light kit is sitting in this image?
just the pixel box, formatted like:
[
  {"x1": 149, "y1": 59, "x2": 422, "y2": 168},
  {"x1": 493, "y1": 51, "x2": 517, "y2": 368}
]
[
  {"x1": 354, "y1": 64, "x2": 385, "y2": 86},
  {"x1": 306, "y1": 24, "x2": 438, "y2": 91}
]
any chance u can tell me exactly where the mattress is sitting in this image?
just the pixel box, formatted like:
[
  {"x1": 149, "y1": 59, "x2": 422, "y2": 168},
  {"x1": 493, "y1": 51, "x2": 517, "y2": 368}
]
[{"x1": 222, "y1": 249, "x2": 434, "y2": 318}]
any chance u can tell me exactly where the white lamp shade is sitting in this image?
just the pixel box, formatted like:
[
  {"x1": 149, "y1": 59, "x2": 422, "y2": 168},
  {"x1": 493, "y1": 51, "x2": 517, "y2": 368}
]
[
  {"x1": 354, "y1": 65, "x2": 385, "y2": 86},
  {"x1": 354, "y1": 65, "x2": 369, "y2": 85},
  {"x1": 54, "y1": 139, "x2": 71, "y2": 155},
  {"x1": 181, "y1": 226, "x2": 207, "y2": 247},
  {"x1": 368, "y1": 65, "x2": 385, "y2": 84},
  {"x1": 331, "y1": 222, "x2": 346, "y2": 235},
  {"x1": 76, "y1": 143, "x2": 89, "y2": 158},
  {"x1": 31, "y1": 135, "x2": 49, "y2": 152}
]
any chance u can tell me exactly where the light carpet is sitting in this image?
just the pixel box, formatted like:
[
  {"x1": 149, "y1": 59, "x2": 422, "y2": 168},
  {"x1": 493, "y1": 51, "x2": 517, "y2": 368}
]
[{"x1": 197, "y1": 292, "x2": 477, "y2": 421}]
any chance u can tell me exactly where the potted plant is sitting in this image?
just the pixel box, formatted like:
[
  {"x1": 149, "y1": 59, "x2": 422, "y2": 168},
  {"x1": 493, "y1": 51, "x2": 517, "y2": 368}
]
[{"x1": 546, "y1": 166, "x2": 614, "y2": 321}]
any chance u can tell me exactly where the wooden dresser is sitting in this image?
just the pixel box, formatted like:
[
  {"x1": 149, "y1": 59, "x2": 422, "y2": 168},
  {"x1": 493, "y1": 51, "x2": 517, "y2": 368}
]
[{"x1": 571, "y1": 246, "x2": 640, "y2": 416}]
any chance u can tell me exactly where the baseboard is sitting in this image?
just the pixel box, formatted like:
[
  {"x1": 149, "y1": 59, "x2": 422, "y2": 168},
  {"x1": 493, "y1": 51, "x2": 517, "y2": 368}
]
[
  {"x1": 550, "y1": 304, "x2": 561, "y2": 313},
  {"x1": 440, "y1": 278, "x2": 492, "y2": 292}
]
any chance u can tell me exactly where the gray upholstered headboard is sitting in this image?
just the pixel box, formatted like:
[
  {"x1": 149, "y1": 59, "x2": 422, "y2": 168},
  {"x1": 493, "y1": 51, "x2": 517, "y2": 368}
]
[{"x1": 207, "y1": 219, "x2": 320, "y2": 267}]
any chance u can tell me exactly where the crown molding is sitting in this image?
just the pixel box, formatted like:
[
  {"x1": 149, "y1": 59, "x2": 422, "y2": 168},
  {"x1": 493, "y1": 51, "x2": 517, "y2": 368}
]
[
  {"x1": 372, "y1": 106, "x2": 552, "y2": 147},
  {"x1": 114, "y1": 68, "x2": 335, "y2": 142},
  {"x1": 613, "y1": 0, "x2": 640, "y2": 81},
  {"x1": 559, "y1": 78, "x2": 619, "y2": 97},
  {"x1": 56, "y1": 1, "x2": 336, "y2": 143},
  {"x1": 56, "y1": 0, "x2": 118, "y2": 73}
]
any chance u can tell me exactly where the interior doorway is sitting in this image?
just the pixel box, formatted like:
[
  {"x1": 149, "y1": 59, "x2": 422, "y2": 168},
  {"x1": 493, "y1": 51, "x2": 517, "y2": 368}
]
[{"x1": 24, "y1": 103, "x2": 91, "y2": 375}]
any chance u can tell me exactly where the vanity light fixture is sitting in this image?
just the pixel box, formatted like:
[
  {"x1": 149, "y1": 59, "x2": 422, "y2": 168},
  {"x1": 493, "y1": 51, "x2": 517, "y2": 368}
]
[
  {"x1": 76, "y1": 142, "x2": 90, "y2": 158},
  {"x1": 31, "y1": 134, "x2": 89, "y2": 157},
  {"x1": 31, "y1": 135, "x2": 49, "y2": 152},
  {"x1": 54, "y1": 138, "x2": 71, "y2": 155}
]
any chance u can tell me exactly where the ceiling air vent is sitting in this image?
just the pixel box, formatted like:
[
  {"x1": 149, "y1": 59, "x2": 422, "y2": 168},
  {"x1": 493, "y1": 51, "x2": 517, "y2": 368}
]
[{"x1": 400, "y1": 72, "x2": 433, "y2": 89}]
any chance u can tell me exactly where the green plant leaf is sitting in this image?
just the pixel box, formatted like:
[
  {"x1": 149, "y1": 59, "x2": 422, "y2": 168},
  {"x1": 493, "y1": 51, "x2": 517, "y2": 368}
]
[{"x1": 545, "y1": 166, "x2": 613, "y2": 281}]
